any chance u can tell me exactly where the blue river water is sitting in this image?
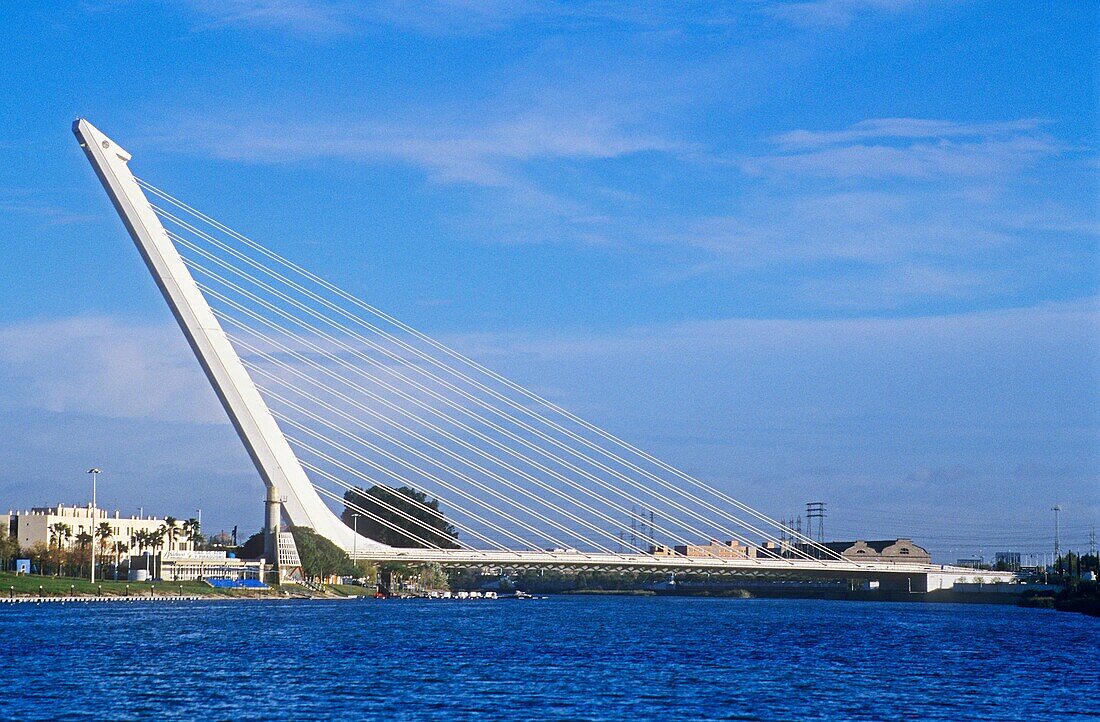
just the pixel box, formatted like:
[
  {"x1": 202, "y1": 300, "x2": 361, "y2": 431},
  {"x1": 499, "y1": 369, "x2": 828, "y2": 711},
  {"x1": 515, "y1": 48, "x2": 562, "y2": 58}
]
[{"x1": 1, "y1": 596, "x2": 1095, "y2": 721}]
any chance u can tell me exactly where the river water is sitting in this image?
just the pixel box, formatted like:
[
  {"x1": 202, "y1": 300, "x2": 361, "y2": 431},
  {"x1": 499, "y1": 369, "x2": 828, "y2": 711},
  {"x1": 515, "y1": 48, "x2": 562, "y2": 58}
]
[{"x1": 1, "y1": 596, "x2": 1095, "y2": 721}]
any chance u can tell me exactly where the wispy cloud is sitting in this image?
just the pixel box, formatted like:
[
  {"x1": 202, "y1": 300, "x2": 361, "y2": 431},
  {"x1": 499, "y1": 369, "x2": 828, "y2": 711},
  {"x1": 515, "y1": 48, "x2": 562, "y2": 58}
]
[
  {"x1": 177, "y1": 1, "x2": 926, "y2": 37},
  {"x1": 0, "y1": 316, "x2": 225, "y2": 424},
  {"x1": 763, "y1": 0, "x2": 922, "y2": 28},
  {"x1": 745, "y1": 118, "x2": 1062, "y2": 179},
  {"x1": 0, "y1": 190, "x2": 101, "y2": 226},
  {"x1": 771, "y1": 118, "x2": 1047, "y2": 150},
  {"x1": 642, "y1": 116, "x2": 1095, "y2": 310},
  {"x1": 150, "y1": 111, "x2": 1093, "y2": 309},
  {"x1": 158, "y1": 112, "x2": 680, "y2": 187},
  {"x1": 177, "y1": 0, "x2": 740, "y2": 38},
  {"x1": 180, "y1": 0, "x2": 363, "y2": 36}
]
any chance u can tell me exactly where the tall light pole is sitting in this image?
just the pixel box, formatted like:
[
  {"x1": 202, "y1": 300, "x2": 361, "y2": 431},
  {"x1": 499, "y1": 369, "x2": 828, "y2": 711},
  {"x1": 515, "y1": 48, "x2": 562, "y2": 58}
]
[
  {"x1": 87, "y1": 468, "x2": 100, "y2": 584},
  {"x1": 1052, "y1": 505, "x2": 1062, "y2": 577}
]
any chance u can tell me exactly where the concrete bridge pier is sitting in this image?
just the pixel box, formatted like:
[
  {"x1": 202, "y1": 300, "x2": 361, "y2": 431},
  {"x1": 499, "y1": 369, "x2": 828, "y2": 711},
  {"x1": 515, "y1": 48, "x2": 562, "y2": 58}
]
[
  {"x1": 877, "y1": 574, "x2": 928, "y2": 594},
  {"x1": 264, "y1": 488, "x2": 281, "y2": 565}
]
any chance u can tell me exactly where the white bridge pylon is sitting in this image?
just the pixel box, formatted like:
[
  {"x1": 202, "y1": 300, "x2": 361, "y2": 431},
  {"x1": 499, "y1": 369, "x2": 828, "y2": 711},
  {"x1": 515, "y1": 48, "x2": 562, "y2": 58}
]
[
  {"x1": 74, "y1": 119, "x2": 385, "y2": 554},
  {"x1": 73, "y1": 119, "x2": 1014, "y2": 583}
]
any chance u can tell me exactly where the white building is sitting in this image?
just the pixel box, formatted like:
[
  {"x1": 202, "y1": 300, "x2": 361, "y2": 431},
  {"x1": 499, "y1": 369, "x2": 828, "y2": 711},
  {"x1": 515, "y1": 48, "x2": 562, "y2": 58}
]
[
  {"x1": 2, "y1": 504, "x2": 197, "y2": 553},
  {"x1": 154, "y1": 550, "x2": 264, "y2": 583}
]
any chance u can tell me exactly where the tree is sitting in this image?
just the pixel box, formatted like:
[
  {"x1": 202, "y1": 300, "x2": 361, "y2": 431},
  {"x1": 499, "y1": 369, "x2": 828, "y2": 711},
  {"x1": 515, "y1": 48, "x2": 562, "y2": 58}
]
[
  {"x1": 0, "y1": 529, "x2": 19, "y2": 571},
  {"x1": 341, "y1": 485, "x2": 459, "y2": 549},
  {"x1": 289, "y1": 526, "x2": 355, "y2": 581},
  {"x1": 148, "y1": 527, "x2": 165, "y2": 577},
  {"x1": 111, "y1": 540, "x2": 129, "y2": 580},
  {"x1": 163, "y1": 517, "x2": 179, "y2": 552},
  {"x1": 412, "y1": 563, "x2": 448, "y2": 592},
  {"x1": 182, "y1": 518, "x2": 202, "y2": 550},
  {"x1": 49, "y1": 522, "x2": 72, "y2": 575},
  {"x1": 96, "y1": 522, "x2": 112, "y2": 579},
  {"x1": 133, "y1": 530, "x2": 154, "y2": 574},
  {"x1": 26, "y1": 542, "x2": 49, "y2": 575},
  {"x1": 352, "y1": 559, "x2": 378, "y2": 584},
  {"x1": 75, "y1": 531, "x2": 93, "y2": 578},
  {"x1": 238, "y1": 530, "x2": 265, "y2": 560}
]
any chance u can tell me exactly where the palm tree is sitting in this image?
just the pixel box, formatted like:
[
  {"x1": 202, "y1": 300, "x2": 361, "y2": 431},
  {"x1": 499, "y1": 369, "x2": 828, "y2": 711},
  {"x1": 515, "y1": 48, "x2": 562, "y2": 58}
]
[
  {"x1": 182, "y1": 518, "x2": 201, "y2": 551},
  {"x1": 75, "y1": 531, "x2": 93, "y2": 578},
  {"x1": 133, "y1": 530, "x2": 152, "y2": 575},
  {"x1": 49, "y1": 522, "x2": 72, "y2": 575},
  {"x1": 149, "y1": 527, "x2": 166, "y2": 577},
  {"x1": 112, "y1": 540, "x2": 129, "y2": 580},
  {"x1": 96, "y1": 522, "x2": 112, "y2": 580},
  {"x1": 163, "y1": 517, "x2": 179, "y2": 552}
]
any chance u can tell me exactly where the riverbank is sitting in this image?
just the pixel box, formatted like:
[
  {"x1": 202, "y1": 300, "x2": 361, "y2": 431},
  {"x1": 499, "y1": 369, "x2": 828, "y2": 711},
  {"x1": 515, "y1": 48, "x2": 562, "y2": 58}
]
[
  {"x1": 0, "y1": 571, "x2": 374, "y2": 601},
  {"x1": 1, "y1": 594, "x2": 207, "y2": 604},
  {"x1": 0, "y1": 571, "x2": 273, "y2": 599},
  {"x1": 1019, "y1": 582, "x2": 1100, "y2": 617}
]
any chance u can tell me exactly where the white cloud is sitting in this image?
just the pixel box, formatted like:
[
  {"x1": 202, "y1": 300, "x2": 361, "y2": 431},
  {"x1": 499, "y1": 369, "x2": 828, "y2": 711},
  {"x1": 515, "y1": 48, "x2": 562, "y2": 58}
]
[
  {"x1": 176, "y1": 0, "x2": 733, "y2": 37},
  {"x1": 640, "y1": 117, "x2": 1095, "y2": 309},
  {"x1": 771, "y1": 118, "x2": 1046, "y2": 150},
  {"x1": 177, "y1": 1, "x2": 923, "y2": 37},
  {"x1": 747, "y1": 118, "x2": 1061, "y2": 180},
  {"x1": 149, "y1": 111, "x2": 1093, "y2": 309},
  {"x1": 158, "y1": 113, "x2": 680, "y2": 187},
  {"x1": 181, "y1": 0, "x2": 362, "y2": 36},
  {"x1": 0, "y1": 316, "x2": 225, "y2": 424},
  {"x1": 764, "y1": 0, "x2": 922, "y2": 28}
]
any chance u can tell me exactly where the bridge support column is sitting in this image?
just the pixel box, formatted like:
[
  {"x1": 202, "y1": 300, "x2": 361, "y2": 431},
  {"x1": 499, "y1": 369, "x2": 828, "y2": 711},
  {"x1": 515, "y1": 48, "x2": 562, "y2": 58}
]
[
  {"x1": 877, "y1": 574, "x2": 928, "y2": 593},
  {"x1": 264, "y1": 488, "x2": 281, "y2": 566}
]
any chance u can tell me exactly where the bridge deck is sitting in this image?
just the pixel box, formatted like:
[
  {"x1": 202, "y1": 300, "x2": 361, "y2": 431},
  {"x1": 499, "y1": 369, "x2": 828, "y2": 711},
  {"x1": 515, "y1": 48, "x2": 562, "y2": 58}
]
[{"x1": 349, "y1": 548, "x2": 1016, "y2": 582}]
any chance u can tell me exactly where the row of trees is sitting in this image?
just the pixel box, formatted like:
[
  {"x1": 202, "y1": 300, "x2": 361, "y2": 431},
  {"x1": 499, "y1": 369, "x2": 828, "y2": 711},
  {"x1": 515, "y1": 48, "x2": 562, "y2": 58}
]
[
  {"x1": 0, "y1": 530, "x2": 19, "y2": 571},
  {"x1": 2, "y1": 517, "x2": 205, "y2": 580},
  {"x1": 1050, "y1": 551, "x2": 1099, "y2": 578}
]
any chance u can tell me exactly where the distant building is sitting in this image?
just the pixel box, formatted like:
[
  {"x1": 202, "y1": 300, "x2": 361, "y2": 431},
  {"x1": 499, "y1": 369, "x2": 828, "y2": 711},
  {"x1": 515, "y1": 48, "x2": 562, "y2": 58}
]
[
  {"x1": 956, "y1": 558, "x2": 984, "y2": 569},
  {"x1": 2, "y1": 504, "x2": 196, "y2": 553},
  {"x1": 814, "y1": 538, "x2": 931, "y2": 564},
  {"x1": 995, "y1": 551, "x2": 1021, "y2": 570},
  {"x1": 673, "y1": 540, "x2": 758, "y2": 559}
]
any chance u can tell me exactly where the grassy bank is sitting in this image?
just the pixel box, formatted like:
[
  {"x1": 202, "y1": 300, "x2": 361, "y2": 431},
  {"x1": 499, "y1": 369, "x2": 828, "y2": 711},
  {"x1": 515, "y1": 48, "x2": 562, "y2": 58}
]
[
  {"x1": 0, "y1": 571, "x2": 272, "y2": 598},
  {"x1": 327, "y1": 583, "x2": 375, "y2": 597}
]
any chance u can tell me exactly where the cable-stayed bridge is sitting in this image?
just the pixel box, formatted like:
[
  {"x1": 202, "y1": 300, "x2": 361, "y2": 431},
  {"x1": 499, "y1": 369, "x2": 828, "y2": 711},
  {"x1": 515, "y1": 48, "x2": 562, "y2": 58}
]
[{"x1": 73, "y1": 119, "x2": 1014, "y2": 591}]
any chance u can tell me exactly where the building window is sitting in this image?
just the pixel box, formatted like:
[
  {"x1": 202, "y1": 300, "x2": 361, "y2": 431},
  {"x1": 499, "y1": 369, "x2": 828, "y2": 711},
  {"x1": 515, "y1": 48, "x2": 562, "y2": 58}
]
[{"x1": 900, "y1": 548, "x2": 910, "y2": 555}]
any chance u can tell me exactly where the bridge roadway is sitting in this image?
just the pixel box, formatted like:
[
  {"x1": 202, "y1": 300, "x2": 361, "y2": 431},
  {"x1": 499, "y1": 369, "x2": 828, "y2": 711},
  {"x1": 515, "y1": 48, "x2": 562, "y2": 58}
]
[{"x1": 348, "y1": 548, "x2": 1017, "y2": 591}]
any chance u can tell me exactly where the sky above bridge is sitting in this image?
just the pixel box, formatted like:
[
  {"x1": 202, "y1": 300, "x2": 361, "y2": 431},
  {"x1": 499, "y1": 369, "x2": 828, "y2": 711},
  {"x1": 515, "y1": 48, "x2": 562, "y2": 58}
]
[{"x1": 0, "y1": 1, "x2": 1096, "y2": 560}]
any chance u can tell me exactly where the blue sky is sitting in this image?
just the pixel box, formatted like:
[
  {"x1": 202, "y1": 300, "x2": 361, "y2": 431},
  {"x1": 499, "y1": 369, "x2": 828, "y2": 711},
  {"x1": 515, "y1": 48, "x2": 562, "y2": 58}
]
[{"x1": 0, "y1": 1, "x2": 1096, "y2": 559}]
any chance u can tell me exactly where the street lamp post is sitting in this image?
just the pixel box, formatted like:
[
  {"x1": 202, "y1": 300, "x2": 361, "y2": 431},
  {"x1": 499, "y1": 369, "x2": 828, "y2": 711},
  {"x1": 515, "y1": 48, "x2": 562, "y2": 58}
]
[
  {"x1": 88, "y1": 468, "x2": 100, "y2": 584},
  {"x1": 1052, "y1": 505, "x2": 1062, "y2": 577}
]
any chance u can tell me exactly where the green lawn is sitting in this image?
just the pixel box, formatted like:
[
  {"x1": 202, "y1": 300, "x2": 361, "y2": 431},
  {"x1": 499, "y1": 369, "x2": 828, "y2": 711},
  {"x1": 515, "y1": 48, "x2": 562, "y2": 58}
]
[
  {"x1": 0, "y1": 571, "x2": 272, "y2": 598},
  {"x1": 327, "y1": 583, "x2": 376, "y2": 597}
]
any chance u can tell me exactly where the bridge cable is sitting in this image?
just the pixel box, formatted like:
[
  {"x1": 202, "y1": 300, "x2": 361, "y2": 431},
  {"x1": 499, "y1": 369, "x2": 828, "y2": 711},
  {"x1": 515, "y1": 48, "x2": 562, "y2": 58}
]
[
  {"x1": 176, "y1": 240, "x2": 801, "y2": 561},
  {"x1": 144, "y1": 183, "x2": 847, "y2": 564}
]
